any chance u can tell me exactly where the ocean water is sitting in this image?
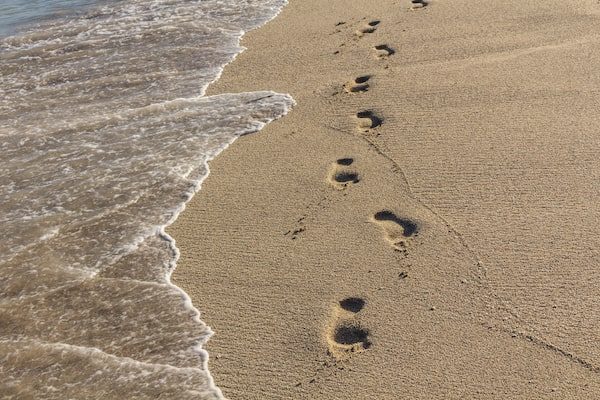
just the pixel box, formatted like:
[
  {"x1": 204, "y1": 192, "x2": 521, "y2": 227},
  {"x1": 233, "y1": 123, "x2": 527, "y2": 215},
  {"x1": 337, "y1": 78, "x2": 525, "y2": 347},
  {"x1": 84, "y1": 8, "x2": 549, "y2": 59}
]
[
  {"x1": 0, "y1": 1, "x2": 293, "y2": 398},
  {"x1": 0, "y1": 0, "x2": 105, "y2": 36}
]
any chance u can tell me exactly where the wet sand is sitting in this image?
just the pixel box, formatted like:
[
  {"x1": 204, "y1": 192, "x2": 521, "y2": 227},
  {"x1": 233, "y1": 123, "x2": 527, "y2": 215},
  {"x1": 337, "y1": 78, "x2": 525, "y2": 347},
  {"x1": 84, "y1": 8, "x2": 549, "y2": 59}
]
[{"x1": 168, "y1": 0, "x2": 600, "y2": 398}]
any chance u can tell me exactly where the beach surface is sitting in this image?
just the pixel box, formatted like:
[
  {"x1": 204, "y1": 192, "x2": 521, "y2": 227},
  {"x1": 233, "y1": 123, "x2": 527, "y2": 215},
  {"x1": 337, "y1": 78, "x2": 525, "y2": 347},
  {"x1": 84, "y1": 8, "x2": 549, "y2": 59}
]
[{"x1": 168, "y1": 0, "x2": 600, "y2": 398}]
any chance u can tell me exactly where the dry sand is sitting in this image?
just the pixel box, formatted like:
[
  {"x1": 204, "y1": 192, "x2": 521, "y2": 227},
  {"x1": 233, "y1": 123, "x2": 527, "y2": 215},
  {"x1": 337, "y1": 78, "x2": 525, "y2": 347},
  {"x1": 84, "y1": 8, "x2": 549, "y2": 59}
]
[{"x1": 167, "y1": 0, "x2": 600, "y2": 398}]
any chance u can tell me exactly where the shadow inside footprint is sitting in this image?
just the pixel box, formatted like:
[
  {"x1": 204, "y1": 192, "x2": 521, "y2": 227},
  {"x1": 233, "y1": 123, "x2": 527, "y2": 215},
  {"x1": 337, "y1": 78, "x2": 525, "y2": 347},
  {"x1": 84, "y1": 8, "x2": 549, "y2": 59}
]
[
  {"x1": 336, "y1": 158, "x2": 354, "y2": 166},
  {"x1": 339, "y1": 297, "x2": 366, "y2": 313},
  {"x1": 334, "y1": 171, "x2": 360, "y2": 184},
  {"x1": 356, "y1": 110, "x2": 382, "y2": 130},
  {"x1": 334, "y1": 324, "x2": 371, "y2": 348},
  {"x1": 374, "y1": 210, "x2": 418, "y2": 237}
]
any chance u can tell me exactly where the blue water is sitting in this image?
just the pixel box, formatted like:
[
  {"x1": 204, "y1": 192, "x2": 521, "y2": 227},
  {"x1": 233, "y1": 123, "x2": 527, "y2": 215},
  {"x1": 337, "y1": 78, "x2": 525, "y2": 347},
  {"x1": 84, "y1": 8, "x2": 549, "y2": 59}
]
[{"x1": 0, "y1": 0, "x2": 107, "y2": 36}]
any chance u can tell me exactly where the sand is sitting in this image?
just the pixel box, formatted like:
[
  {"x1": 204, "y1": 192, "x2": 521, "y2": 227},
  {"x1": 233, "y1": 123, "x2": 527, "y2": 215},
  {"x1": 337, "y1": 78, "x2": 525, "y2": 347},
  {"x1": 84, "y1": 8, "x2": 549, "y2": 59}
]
[{"x1": 167, "y1": 0, "x2": 600, "y2": 398}]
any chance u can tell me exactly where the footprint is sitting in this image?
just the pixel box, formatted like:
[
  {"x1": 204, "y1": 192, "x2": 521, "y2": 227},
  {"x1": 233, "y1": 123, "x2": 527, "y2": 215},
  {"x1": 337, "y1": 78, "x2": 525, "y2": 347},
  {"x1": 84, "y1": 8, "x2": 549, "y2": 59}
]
[
  {"x1": 326, "y1": 297, "x2": 371, "y2": 359},
  {"x1": 355, "y1": 20, "x2": 380, "y2": 37},
  {"x1": 344, "y1": 75, "x2": 371, "y2": 93},
  {"x1": 327, "y1": 158, "x2": 360, "y2": 189},
  {"x1": 373, "y1": 44, "x2": 395, "y2": 58},
  {"x1": 356, "y1": 110, "x2": 382, "y2": 131},
  {"x1": 410, "y1": 0, "x2": 428, "y2": 9},
  {"x1": 371, "y1": 210, "x2": 418, "y2": 250}
]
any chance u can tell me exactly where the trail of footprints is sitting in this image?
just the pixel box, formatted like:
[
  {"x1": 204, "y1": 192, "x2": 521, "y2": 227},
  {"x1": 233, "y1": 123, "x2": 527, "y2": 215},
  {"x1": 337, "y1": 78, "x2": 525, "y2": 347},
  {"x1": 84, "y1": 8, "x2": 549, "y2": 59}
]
[
  {"x1": 328, "y1": 4, "x2": 421, "y2": 353},
  {"x1": 321, "y1": 3, "x2": 427, "y2": 363}
]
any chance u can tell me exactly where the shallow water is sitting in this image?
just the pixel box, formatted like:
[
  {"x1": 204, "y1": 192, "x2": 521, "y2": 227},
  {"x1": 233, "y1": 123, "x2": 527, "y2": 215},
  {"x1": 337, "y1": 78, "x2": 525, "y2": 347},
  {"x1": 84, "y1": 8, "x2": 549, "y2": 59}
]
[
  {"x1": 0, "y1": 0, "x2": 107, "y2": 36},
  {"x1": 0, "y1": 0, "x2": 292, "y2": 398}
]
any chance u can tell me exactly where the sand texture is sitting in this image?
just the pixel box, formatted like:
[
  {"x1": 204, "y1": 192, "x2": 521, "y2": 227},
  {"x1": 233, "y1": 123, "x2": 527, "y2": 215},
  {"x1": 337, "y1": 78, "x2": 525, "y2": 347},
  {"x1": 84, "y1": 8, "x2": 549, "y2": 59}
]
[{"x1": 167, "y1": 0, "x2": 600, "y2": 398}]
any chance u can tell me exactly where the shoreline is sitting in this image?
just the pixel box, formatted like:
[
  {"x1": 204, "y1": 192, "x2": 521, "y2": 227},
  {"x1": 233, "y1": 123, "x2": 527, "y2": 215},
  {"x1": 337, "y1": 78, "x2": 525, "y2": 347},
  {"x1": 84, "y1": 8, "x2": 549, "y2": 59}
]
[
  {"x1": 168, "y1": 0, "x2": 600, "y2": 398},
  {"x1": 1, "y1": 1, "x2": 292, "y2": 398}
]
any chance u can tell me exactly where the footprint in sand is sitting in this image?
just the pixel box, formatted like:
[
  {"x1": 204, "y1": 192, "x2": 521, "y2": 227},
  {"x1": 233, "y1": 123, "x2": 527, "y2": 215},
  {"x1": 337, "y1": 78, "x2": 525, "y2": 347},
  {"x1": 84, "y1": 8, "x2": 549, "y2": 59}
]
[
  {"x1": 373, "y1": 44, "x2": 395, "y2": 59},
  {"x1": 356, "y1": 110, "x2": 382, "y2": 131},
  {"x1": 371, "y1": 210, "x2": 418, "y2": 251},
  {"x1": 410, "y1": 0, "x2": 428, "y2": 10},
  {"x1": 326, "y1": 297, "x2": 371, "y2": 359},
  {"x1": 327, "y1": 158, "x2": 360, "y2": 189},
  {"x1": 355, "y1": 20, "x2": 380, "y2": 37},
  {"x1": 344, "y1": 75, "x2": 371, "y2": 93}
]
